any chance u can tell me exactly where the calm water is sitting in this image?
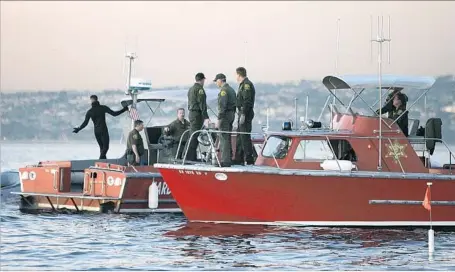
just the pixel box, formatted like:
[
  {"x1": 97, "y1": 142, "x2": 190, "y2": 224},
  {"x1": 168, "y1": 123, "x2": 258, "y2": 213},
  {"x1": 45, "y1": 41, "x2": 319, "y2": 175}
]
[{"x1": 1, "y1": 142, "x2": 455, "y2": 270}]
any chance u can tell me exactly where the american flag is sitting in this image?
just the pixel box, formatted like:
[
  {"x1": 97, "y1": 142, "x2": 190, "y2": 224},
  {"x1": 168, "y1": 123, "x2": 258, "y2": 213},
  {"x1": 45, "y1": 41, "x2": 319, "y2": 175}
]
[{"x1": 129, "y1": 105, "x2": 140, "y2": 120}]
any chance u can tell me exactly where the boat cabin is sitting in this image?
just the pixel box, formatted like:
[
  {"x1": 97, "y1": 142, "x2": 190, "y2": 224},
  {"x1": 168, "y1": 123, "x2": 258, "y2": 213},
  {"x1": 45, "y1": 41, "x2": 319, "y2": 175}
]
[{"x1": 255, "y1": 75, "x2": 454, "y2": 174}]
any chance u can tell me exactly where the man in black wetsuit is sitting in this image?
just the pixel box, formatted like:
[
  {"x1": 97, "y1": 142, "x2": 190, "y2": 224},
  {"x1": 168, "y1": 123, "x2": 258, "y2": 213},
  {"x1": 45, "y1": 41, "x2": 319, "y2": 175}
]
[{"x1": 73, "y1": 95, "x2": 129, "y2": 159}]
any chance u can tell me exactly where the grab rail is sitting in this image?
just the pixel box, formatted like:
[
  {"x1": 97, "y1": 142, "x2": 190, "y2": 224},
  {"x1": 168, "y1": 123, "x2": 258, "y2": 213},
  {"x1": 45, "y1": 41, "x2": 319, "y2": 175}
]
[
  {"x1": 181, "y1": 129, "x2": 266, "y2": 167},
  {"x1": 177, "y1": 128, "x2": 454, "y2": 174}
]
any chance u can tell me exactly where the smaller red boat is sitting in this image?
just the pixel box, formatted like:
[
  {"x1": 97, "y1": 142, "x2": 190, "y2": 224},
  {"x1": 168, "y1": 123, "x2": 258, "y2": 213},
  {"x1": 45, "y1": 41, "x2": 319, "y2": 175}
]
[
  {"x1": 155, "y1": 74, "x2": 455, "y2": 227},
  {"x1": 11, "y1": 54, "x2": 264, "y2": 214}
]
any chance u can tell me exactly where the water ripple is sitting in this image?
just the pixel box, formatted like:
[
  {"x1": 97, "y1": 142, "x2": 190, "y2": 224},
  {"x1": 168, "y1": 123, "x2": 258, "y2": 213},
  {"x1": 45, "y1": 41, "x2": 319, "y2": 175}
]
[{"x1": 2, "y1": 196, "x2": 455, "y2": 270}]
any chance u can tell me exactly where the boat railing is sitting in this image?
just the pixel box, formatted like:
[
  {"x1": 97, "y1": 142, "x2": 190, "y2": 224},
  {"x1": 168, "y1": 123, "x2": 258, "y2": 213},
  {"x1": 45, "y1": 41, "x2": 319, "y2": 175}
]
[
  {"x1": 299, "y1": 134, "x2": 454, "y2": 174},
  {"x1": 175, "y1": 129, "x2": 191, "y2": 161},
  {"x1": 181, "y1": 129, "x2": 267, "y2": 167},
  {"x1": 317, "y1": 85, "x2": 434, "y2": 138},
  {"x1": 178, "y1": 128, "x2": 454, "y2": 174}
]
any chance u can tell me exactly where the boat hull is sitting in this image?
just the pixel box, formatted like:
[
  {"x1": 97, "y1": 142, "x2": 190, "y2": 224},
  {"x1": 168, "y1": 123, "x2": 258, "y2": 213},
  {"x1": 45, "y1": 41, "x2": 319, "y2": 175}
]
[
  {"x1": 155, "y1": 165, "x2": 455, "y2": 227},
  {"x1": 14, "y1": 162, "x2": 181, "y2": 214}
]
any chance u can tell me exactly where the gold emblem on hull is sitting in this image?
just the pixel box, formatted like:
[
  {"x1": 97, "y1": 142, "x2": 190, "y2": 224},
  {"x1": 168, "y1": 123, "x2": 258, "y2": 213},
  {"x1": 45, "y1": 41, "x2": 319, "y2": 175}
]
[{"x1": 385, "y1": 140, "x2": 407, "y2": 163}]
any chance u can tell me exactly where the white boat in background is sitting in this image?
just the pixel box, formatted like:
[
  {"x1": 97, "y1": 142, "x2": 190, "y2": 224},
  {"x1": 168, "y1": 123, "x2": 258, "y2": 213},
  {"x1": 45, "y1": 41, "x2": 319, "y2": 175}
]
[{"x1": 1, "y1": 170, "x2": 20, "y2": 202}]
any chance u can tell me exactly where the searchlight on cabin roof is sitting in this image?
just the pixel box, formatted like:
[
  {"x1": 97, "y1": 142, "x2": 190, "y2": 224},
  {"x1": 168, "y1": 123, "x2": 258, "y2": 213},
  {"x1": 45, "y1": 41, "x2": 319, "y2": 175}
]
[
  {"x1": 282, "y1": 120, "x2": 293, "y2": 131},
  {"x1": 305, "y1": 119, "x2": 322, "y2": 129}
]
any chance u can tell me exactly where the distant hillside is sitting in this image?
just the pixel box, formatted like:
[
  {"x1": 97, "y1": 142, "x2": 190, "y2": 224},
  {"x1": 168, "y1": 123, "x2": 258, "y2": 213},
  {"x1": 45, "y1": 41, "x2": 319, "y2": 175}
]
[{"x1": 1, "y1": 75, "x2": 454, "y2": 144}]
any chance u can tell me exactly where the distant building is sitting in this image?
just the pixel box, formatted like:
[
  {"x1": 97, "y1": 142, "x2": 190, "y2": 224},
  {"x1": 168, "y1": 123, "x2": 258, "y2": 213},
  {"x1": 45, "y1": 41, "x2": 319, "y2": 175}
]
[{"x1": 443, "y1": 105, "x2": 455, "y2": 113}]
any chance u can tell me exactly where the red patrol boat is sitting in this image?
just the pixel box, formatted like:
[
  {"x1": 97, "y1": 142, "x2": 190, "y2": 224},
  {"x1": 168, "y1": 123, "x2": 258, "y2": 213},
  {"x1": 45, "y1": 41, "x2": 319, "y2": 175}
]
[
  {"x1": 155, "y1": 74, "x2": 455, "y2": 227},
  {"x1": 11, "y1": 53, "x2": 264, "y2": 214}
]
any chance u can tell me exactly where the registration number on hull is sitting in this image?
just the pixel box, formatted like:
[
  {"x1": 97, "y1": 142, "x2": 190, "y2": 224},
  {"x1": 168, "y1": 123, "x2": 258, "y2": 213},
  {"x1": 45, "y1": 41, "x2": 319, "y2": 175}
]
[
  {"x1": 178, "y1": 170, "x2": 205, "y2": 175},
  {"x1": 156, "y1": 181, "x2": 171, "y2": 195}
]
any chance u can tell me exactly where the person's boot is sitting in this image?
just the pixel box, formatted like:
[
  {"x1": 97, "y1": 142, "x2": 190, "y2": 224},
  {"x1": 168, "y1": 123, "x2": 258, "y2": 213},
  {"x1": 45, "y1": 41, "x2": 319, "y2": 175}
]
[{"x1": 232, "y1": 161, "x2": 245, "y2": 166}]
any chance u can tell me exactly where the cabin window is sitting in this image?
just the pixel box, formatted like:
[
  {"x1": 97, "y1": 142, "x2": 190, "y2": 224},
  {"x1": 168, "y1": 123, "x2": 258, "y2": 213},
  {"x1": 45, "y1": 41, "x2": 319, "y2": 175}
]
[
  {"x1": 328, "y1": 139, "x2": 357, "y2": 162},
  {"x1": 293, "y1": 140, "x2": 335, "y2": 161},
  {"x1": 262, "y1": 136, "x2": 292, "y2": 159}
]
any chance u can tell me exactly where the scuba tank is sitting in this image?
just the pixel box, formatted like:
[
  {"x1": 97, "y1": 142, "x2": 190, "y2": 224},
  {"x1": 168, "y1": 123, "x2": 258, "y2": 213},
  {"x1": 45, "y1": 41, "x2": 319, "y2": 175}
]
[{"x1": 211, "y1": 147, "x2": 218, "y2": 166}]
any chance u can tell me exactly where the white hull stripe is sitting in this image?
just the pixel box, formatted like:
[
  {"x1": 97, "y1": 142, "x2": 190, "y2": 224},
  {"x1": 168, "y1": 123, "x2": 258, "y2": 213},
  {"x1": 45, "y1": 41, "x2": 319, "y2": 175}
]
[
  {"x1": 154, "y1": 163, "x2": 455, "y2": 181},
  {"x1": 191, "y1": 220, "x2": 455, "y2": 227}
]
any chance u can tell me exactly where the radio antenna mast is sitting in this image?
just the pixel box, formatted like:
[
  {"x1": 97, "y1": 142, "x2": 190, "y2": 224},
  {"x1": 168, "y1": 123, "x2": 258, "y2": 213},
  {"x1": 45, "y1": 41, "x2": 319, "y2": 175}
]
[
  {"x1": 331, "y1": 18, "x2": 341, "y2": 129},
  {"x1": 125, "y1": 52, "x2": 137, "y2": 95},
  {"x1": 371, "y1": 15, "x2": 392, "y2": 171}
]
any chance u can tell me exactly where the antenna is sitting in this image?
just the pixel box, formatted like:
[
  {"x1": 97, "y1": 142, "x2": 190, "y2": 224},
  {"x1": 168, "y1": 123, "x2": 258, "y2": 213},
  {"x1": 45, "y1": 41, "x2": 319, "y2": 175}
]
[
  {"x1": 125, "y1": 52, "x2": 137, "y2": 95},
  {"x1": 331, "y1": 18, "x2": 341, "y2": 130},
  {"x1": 370, "y1": 14, "x2": 392, "y2": 171}
]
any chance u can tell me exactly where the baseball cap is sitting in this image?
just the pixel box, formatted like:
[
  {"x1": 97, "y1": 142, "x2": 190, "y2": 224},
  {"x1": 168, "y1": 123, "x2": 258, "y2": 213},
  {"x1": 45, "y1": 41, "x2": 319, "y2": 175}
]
[
  {"x1": 195, "y1": 73, "x2": 206, "y2": 81},
  {"x1": 213, "y1": 73, "x2": 226, "y2": 82}
]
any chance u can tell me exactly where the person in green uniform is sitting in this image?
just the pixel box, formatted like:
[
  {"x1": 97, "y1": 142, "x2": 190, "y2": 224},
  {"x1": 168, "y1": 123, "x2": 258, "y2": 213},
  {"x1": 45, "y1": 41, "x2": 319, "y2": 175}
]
[
  {"x1": 126, "y1": 119, "x2": 145, "y2": 166},
  {"x1": 164, "y1": 108, "x2": 191, "y2": 159},
  {"x1": 185, "y1": 73, "x2": 210, "y2": 161},
  {"x1": 213, "y1": 73, "x2": 237, "y2": 167},
  {"x1": 233, "y1": 67, "x2": 256, "y2": 165}
]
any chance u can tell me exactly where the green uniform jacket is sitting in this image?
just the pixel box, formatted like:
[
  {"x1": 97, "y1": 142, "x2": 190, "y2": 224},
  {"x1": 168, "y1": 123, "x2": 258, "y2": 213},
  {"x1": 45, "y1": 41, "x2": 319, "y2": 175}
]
[
  {"x1": 126, "y1": 128, "x2": 145, "y2": 156},
  {"x1": 187, "y1": 83, "x2": 209, "y2": 119},
  {"x1": 166, "y1": 118, "x2": 190, "y2": 142},
  {"x1": 236, "y1": 77, "x2": 255, "y2": 116},
  {"x1": 218, "y1": 83, "x2": 237, "y2": 119}
]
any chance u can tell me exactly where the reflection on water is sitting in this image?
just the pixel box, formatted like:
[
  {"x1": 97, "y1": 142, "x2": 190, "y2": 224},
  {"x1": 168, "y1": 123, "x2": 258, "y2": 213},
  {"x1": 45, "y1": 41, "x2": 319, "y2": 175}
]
[
  {"x1": 164, "y1": 222, "x2": 455, "y2": 270},
  {"x1": 2, "y1": 201, "x2": 455, "y2": 270},
  {"x1": 1, "y1": 143, "x2": 455, "y2": 270},
  {"x1": 165, "y1": 222, "x2": 292, "y2": 237}
]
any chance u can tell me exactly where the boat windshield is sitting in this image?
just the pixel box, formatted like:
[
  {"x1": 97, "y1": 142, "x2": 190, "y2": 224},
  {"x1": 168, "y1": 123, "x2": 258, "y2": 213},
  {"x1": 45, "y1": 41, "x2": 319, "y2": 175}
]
[
  {"x1": 262, "y1": 136, "x2": 292, "y2": 159},
  {"x1": 253, "y1": 143, "x2": 263, "y2": 155},
  {"x1": 293, "y1": 139, "x2": 335, "y2": 162}
]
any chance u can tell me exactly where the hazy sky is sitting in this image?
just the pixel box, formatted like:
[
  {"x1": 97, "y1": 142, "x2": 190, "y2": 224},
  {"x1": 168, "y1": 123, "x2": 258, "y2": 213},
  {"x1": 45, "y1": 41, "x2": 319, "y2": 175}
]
[{"x1": 1, "y1": 1, "x2": 454, "y2": 92}]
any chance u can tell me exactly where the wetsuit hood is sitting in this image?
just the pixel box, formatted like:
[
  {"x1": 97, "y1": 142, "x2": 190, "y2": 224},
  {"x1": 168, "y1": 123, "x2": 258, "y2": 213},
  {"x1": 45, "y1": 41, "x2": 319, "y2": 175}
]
[{"x1": 91, "y1": 101, "x2": 101, "y2": 107}]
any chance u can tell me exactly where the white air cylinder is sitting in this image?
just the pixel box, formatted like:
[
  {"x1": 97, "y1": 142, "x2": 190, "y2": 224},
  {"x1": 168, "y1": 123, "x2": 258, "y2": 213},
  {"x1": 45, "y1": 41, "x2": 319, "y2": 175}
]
[
  {"x1": 148, "y1": 182, "x2": 159, "y2": 209},
  {"x1": 320, "y1": 160, "x2": 354, "y2": 171}
]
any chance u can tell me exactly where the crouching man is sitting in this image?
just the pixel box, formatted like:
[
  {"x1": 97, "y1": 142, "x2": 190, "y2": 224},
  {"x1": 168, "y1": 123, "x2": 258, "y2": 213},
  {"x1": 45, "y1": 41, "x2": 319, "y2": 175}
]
[{"x1": 164, "y1": 108, "x2": 191, "y2": 159}]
